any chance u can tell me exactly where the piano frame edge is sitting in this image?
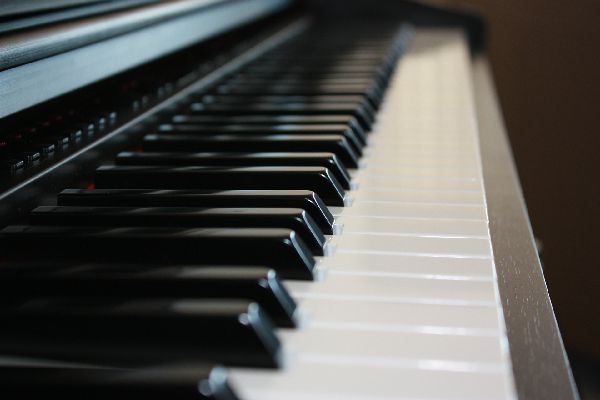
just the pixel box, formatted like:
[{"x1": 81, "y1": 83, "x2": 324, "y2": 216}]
[
  {"x1": 0, "y1": 0, "x2": 291, "y2": 119},
  {"x1": 472, "y1": 55, "x2": 580, "y2": 400}
]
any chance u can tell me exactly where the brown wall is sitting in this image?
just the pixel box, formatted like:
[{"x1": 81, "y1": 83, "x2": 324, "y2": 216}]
[{"x1": 429, "y1": 0, "x2": 600, "y2": 359}]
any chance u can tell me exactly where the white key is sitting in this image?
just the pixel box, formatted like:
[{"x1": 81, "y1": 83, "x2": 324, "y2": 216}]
[
  {"x1": 286, "y1": 273, "x2": 497, "y2": 305},
  {"x1": 330, "y1": 232, "x2": 492, "y2": 258},
  {"x1": 336, "y1": 201, "x2": 487, "y2": 220},
  {"x1": 317, "y1": 251, "x2": 494, "y2": 278},
  {"x1": 299, "y1": 298, "x2": 502, "y2": 333},
  {"x1": 338, "y1": 215, "x2": 489, "y2": 238}
]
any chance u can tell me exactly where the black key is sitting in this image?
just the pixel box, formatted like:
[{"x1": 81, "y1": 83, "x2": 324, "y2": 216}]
[
  {"x1": 220, "y1": 80, "x2": 382, "y2": 99},
  {"x1": 142, "y1": 134, "x2": 360, "y2": 169},
  {"x1": 239, "y1": 61, "x2": 390, "y2": 74},
  {"x1": 170, "y1": 114, "x2": 367, "y2": 139},
  {"x1": 260, "y1": 53, "x2": 392, "y2": 63},
  {"x1": 197, "y1": 94, "x2": 377, "y2": 124},
  {"x1": 95, "y1": 165, "x2": 348, "y2": 207},
  {"x1": 190, "y1": 102, "x2": 374, "y2": 130},
  {"x1": 255, "y1": 57, "x2": 395, "y2": 75},
  {"x1": 0, "y1": 364, "x2": 239, "y2": 400},
  {"x1": 116, "y1": 151, "x2": 352, "y2": 190},
  {"x1": 30, "y1": 205, "x2": 328, "y2": 255},
  {"x1": 0, "y1": 226, "x2": 317, "y2": 280},
  {"x1": 58, "y1": 189, "x2": 336, "y2": 234},
  {"x1": 203, "y1": 94, "x2": 373, "y2": 105},
  {"x1": 215, "y1": 84, "x2": 383, "y2": 110},
  {"x1": 0, "y1": 298, "x2": 281, "y2": 368},
  {"x1": 159, "y1": 123, "x2": 364, "y2": 152},
  {"x1": 233, "y1": 72, "x2": 387, "y2": 88},
  {"x1": 242, "y1": 64, "x2": 388, "y2": 76},
  {"x1": 0, "y1": 264, "x2": 297, "y2": 327}
]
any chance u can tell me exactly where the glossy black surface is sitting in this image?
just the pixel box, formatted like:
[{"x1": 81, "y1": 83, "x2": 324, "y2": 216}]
[
  {"x1": 0, "y1": 364, "x2": 239, "y2": 399},
  {"x1": 142, "y1": 133, "x2": 360, "y2": 168},
  {"x1": 95, "y1": 165, "x2": 348, "y2": 206},
  {"x1": 0, "y1": 298, "x2": 281, "y2": 368},
  {"x1": 0, "y1": 264, "x2": 297, "y2": 327},
  {"x1": 170, "y1": 113, "x2": 366, "y2": 139},
  {"x1": 158, "y1": 123, "x2": 364, "y2": 153},
  {"x1": 57, "y1": 189, "x2": 336, "y2": 234},
  {"x1": 189, "y1": 101, "x2": 374, "y2": 130},
  {"x1": 116, "y1": 151, "x2": 352, "y2": 190},
  {"x1": 0, "y1": 225, "x2": 317, "y2": 280},
  {"x1": 30, "y1": 205, "x2": 327, "y2": 255}
]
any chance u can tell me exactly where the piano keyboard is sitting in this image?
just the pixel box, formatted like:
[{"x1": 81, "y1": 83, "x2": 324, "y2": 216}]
[
  {"x1": 228, "y1": 29, "x2": 517, "y2": 400},
  {"x1": 0, "y1": 21, "x2": 517, "y2": 399}
]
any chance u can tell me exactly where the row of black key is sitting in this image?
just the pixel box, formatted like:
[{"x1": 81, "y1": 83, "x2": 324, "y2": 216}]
[{"x1": 0, "y1": 23, "x2": 410, "y2": 398}]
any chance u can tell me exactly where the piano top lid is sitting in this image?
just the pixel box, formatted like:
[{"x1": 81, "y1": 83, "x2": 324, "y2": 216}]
[
  {"x1": 0, "y1": 0, "x2": 291, "y2": 118},
  {"x1": 0, "y1": 0, "x2": 258, "y2": 71}
]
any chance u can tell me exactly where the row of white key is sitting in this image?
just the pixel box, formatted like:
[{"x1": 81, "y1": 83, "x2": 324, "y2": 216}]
[{"x1": 230, "y1": 28, "x2": 517, "y2": 400}]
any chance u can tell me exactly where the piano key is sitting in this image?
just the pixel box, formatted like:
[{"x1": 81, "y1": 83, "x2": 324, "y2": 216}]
[
  {"x1": 0, "y1": 364, "x2": 239, "y2": 400},
  {"x1": 317, "y1": 251, "x2": 495, "y2": 278},
  {"x1": 116, "y1": 151, "x2": 352, "y2": 190},
  {"x1": 201, "y1": 94, "x2": 375, "y2": 107},
  {"x1": 230, "y1": 363, "x2": 513, "y2": 400},
  {"x1": 231, "y1": 73, "x2": 387, "y2": 89},
  {"x1": 248, "y1": 57, "x2": 393, "y2": 71},
  {"x1": 278, "y1": 328, "x2": 505, "y2": 364},
  {"x1": 0, "y1": 298, "x2": 281, "y2": 368},
  {"x1": 0, "y1": 264, "x2": 297, "y2": 327},
  {"x1": 29, "y1": 206, "x2": 328, "y2": 256},
  {"x1": 241, "y1": 64, "x2": 389, "y2": 77},
  {"x1": 299, "y1": 297, "x2": 501, "y2": 333},
  {"x1": 334, "y1": 201, "x2": 487, "y2": 220},
  {"x1": 220, "y1": 79, "x2": 381, "y2": 96},
  {"x1": 95, "y1": 165, "x2": 347, "y2": 206},
  {"x1": 337, "y1": 214, "x2": 489, "y2": 238},
  {"x1": 170, "y1": 114, "x2": 367, "y2": 140},
  {"x1": 215, "y1": 84, "x2": 384, "y2": 110},
  {"x1": 330, "y1": 232, "x2": 491, "y2": 258},
  {"x1": 199, "y1": 94, "x2": 379, "y2": 129},
  {"x1": 285, "y1": 273, "x2": 497, "y2": 305},
  {"x1": 142, "y1": 134, "x2": 360, "y2": 169},
  {"x1": 57, "y1": 189, "x2": 337, "y2": 234},
  {"x1": 159, "y1": 123, "x2": 365, "y2": 151},
  {"x1": 191, "y1": 102, "x2": 374, "y2": 130},
  {"x1": 257, "y1": 54, "x2": 391, "y2": 63},
  {"x1": 0, "y1": 226, "x2": 317, "y2": 280},
  {"x1": 262, "y1": 61, "x2": 393, "y2": 76},
  {"x1": 350, "y1": 187, "x2": 484, "y2": 204},
  {"x1": 197, "y1": 94, "x2": 377, "y2": 124}
]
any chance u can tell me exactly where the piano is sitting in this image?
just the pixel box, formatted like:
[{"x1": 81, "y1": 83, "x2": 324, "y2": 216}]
[{"x1": 0, "y1": 0, "x2": 579, "y2": 399}]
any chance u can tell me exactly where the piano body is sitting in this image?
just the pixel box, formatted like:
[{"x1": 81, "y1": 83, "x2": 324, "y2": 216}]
[{"x1": 0, "y1": 0, "x2": 578, "y2": 399}]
